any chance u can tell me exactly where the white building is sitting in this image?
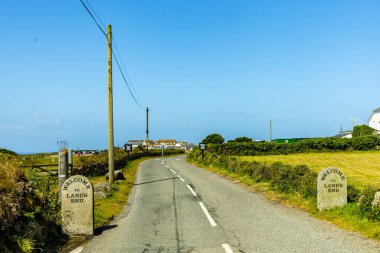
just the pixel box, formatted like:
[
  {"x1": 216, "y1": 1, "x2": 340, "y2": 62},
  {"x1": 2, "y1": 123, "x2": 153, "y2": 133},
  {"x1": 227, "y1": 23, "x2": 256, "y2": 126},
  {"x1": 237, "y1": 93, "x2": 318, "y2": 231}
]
[
  {"x1": 368, "y1": 107, "x2": 380, "y2": 131},
  {"x1": 333, "y1": 131, "x2": 352, "y2": 138}
]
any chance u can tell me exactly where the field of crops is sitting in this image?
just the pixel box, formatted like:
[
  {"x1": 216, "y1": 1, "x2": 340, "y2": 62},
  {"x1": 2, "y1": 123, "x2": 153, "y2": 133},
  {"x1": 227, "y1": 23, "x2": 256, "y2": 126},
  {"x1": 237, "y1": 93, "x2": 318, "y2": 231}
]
[{"x1": 239, "y1": 151, "x2": 380, "y2": 189}]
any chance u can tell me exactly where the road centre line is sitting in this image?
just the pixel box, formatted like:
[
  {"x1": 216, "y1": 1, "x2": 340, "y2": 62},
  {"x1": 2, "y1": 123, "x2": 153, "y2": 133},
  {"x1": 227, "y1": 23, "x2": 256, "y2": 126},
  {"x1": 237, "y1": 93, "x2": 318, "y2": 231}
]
[
  {"x1": 186, "y1": 185, "x2": 197, "y2": 196},
  {"x1": 222, "y1": 244, "x2": 233, "y2": 253},
  {"x1": 165, "y1": 165, "x2": 169, "y2": 168},
  {"x1": 169, "y1": 169, "x2": 176, "y2": 174},
  {"x1": 199, "y1": 202, "x2": 217, "y2": 227},
  {"x1": 177, "y1": 175, "x2": 185, "y2": 182}
]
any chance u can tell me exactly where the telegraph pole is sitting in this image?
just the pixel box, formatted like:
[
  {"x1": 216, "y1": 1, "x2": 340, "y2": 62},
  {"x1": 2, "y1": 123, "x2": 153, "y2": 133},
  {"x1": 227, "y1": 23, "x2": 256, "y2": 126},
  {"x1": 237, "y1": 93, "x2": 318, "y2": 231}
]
[
  {"x1": 269, "y1": 119, "x2": 272, "y2": 142},
  {"x1": 146, "y1": 107, "x2": 149, "y2": 153},
  {"x1": 107, "y1": 24, "x2": 115, "y2": 184}
]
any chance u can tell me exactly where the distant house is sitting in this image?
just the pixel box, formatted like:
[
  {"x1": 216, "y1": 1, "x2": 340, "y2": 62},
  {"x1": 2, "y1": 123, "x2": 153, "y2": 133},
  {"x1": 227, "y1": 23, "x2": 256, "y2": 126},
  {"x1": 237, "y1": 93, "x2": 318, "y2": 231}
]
[
  {"x1": 155, "y1": 139, "x2": 186, "y2": 150},
  {"x1": 129, "y1": 139, "x2": 186, "y2": 150},
  {"x1": 271, "y1": 138, "x2": 305, "y2": 144},
  {"x1": 333, "y1": 131, "x2": 352, "y2": 138},
  {"x1": 128, "y1": 140, "x2": 144, "y2": 148},
  {"x1": 368, "y1": 107, "x2": 380, "y2": 131},
  {"x1": 142, "y1": 140, "x2": 155, "y2": 149}
]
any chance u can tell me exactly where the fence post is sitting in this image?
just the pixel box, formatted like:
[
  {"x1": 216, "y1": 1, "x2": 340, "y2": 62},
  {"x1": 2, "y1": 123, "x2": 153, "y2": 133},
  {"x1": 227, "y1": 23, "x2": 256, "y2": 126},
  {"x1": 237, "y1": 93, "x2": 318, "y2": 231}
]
[{"x1": 58, "y1": 151, "x2": 69, "y2": 201}]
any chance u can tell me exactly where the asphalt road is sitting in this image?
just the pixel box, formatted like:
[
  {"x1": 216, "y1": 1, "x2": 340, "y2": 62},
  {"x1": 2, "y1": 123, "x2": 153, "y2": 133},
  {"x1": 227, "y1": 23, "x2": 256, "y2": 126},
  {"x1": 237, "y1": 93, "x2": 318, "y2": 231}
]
[{"x1": 78, "y1": 155, "x2": 380, "y2": 253}]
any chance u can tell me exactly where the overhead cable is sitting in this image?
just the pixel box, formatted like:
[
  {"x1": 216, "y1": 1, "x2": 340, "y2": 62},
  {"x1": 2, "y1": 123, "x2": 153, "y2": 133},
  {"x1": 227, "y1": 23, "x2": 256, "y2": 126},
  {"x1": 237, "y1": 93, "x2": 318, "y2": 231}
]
[
  {"x1": 80, "y1": 0, "x2": 145, "y2": 111},
  {"x1": 80, "y1": 0, "x2": 107, "y2": 37},
  {"x1": 112, "y1": 50, "x2": 145, "y2": 110}
]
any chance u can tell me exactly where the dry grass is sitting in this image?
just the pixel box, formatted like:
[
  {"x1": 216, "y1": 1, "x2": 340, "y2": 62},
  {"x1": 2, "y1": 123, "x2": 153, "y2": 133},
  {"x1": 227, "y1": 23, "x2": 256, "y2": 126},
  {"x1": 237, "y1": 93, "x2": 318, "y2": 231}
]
[
  {"x1": 0, "y1": 155, "x2": 24, "y2": 193},
  {"x1": 240, "y1": 151, "x2": 380, "y2": 189}
]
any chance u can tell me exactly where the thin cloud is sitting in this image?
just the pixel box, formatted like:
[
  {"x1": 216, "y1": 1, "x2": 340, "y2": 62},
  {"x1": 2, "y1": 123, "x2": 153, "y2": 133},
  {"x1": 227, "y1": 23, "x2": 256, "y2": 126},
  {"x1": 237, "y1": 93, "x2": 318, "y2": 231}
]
[{"x1": 33, "y1": 112, "x2": 62, "y2": 131}]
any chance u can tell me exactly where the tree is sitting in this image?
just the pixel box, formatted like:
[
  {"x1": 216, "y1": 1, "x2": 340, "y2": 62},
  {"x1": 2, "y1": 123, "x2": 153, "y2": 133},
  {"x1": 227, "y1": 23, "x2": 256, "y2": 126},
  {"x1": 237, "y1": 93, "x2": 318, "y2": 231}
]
[
  {"x1": 352, "y1": 125, "x2": 376, "y2": 138},
  {"x1": 229, "y1": 136, "x2": 253, "y2": 143},
  {"x1": 202, "y1": 133, "x2": 224, "y2": 144}
]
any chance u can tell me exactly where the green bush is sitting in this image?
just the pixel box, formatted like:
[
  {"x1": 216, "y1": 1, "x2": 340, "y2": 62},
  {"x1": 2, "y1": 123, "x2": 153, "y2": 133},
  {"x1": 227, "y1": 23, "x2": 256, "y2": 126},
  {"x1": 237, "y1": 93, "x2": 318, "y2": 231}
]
[
  {"x1": 0, "y1": 155, "x2": 61, "y2": 252},
  {"x1": 202, "y1": 133, "x2": 224, "y2": 144},
  {"x1": 357, "y1": 187, "x2": 380, "y2": 220},
  {"x1": 352, "y1": 125, "x2": 376, "y2": 138},
  {"x1": 347, "y1": 184, "x2": 361, "y2": 203},
  {"x1": 0, "y1": 148, "x2": 17, "y2": 156},
  {"x1": 74, "y1": 148, "x2": 185, "y2": 177},
  {"x1": 204, "y1": 136, "x2": 380, "y2": 156}
]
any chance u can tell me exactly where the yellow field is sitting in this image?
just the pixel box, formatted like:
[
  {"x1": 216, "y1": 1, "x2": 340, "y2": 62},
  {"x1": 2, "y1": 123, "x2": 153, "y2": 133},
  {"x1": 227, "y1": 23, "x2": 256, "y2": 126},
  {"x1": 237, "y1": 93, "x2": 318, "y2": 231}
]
[{"x1": 239, "y1": 151, "x2": 380, "y2": 189}]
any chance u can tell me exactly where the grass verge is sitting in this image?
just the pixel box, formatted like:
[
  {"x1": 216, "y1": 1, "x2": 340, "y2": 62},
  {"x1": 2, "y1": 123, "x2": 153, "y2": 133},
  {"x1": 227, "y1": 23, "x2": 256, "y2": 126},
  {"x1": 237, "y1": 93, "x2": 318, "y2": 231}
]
[{"x1": 90, "y1": 157, "x2": 147, "y2": 228}]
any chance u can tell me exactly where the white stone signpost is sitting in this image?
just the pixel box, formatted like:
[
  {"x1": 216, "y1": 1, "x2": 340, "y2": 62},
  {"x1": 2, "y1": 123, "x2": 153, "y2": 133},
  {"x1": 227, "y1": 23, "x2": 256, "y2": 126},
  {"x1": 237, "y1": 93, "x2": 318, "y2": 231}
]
[
  {"x1": 317, "y1": 168, "x2": 347, "y2": 211},
  {"x1": 61, "y1": 175, "x2": 94, "y2": 235}
]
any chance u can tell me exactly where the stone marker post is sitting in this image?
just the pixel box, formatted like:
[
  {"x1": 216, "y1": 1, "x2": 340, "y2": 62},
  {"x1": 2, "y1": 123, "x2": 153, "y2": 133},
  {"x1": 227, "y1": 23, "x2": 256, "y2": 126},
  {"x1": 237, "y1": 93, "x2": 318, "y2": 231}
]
[
  {"x1": 317, "y1": 167, "x2": 347, "y2": 211},
  {"x1": 61, "y1": 175, "x2": 94, "y2": 235},
  {"x1": 58, "y1": 151, "x2": 69, "y2": 201}
]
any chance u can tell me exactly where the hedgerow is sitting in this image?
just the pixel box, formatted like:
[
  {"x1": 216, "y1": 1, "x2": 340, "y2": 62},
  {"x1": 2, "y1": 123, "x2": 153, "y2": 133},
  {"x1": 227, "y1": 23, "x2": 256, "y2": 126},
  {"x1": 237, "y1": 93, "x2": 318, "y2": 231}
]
[
  {"x1": 0, "y1": 154, "x2": 61, "y2": 252},
  {"x1": 73, "y1": 148, "x2": 185, "y2": 176},
  {"x1": 205, "y1": 136, "x2": 380, "y2": 156}
]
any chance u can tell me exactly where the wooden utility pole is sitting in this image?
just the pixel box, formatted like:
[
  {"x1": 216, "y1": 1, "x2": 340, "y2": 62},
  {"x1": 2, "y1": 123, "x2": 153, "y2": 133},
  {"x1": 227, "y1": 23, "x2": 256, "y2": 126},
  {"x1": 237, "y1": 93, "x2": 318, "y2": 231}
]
[
  {"x1": 146, "y1": 107, "x2": 149, "y2": 153},
  {"x1": 269, "y1": 119, "x2": 272, "y2": 142},
  {"x1": 107, "y1": 24, "x2": 115, "y2": 184}
]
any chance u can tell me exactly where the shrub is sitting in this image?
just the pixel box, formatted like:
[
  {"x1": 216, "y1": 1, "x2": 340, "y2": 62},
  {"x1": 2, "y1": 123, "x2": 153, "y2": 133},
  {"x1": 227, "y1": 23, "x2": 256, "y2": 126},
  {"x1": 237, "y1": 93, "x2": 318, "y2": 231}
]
[
  {"x1": 202, "y1": 133, "x2": 224, "y2": 144},
  {"x1": 357, "y1": 186, "x2": 380, "y2": 220},
  {"x1": 0, "y1": 148, "x2": 17, "y2": 156},
  {"x1": 352, "y1": 125, "x2": 376, "y2": 138},
  {"x1": 347, "y1": 184, "x2": 361, "y2": 203},
  {"x1": 0, "y1": 155, "x2": 61, "y2": 252},
  {"x1": 228, "y1": 137, "x2": 253, "y2": 143},
  {"x1": 203, "y1": 136, "x2": 380, "y2": 156},
  {"x1": 74, "y1": 148, "x2": 185, "y2": 176}
]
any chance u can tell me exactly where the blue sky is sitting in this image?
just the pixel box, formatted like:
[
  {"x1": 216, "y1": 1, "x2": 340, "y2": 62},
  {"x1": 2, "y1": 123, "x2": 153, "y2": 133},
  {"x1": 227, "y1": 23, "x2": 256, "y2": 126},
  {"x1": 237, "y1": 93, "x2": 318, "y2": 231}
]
[{"x1": 1, "y1": 1, "x2": 379, "y2": 153}]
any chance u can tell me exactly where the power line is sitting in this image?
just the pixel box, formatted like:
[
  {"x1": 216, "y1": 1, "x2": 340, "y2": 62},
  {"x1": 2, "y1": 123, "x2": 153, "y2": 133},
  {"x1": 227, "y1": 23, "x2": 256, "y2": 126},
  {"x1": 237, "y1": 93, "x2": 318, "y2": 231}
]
[
  {"x1": 84, "y1": 0, "x2": 107, "y2": 30},
  {"x1": 112, "y1": 37, "x2": 145, "y2": 108},
  {"x1": 80, "y1": 0, "x2": 145, "y2": 111},
  {"x1": 112, "y1": 50, "x2": 145, "y2": 110},
  {"x1": 80, "y1": 0, "x2": 106, "y2": 37}
]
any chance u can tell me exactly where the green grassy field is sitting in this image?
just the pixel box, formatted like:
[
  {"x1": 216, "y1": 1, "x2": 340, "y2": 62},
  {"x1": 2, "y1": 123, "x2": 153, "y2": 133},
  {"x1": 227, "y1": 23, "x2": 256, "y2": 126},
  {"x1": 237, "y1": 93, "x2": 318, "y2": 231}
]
[{"x1": 239, "y1": 151, "x2": 380, "y2": 189}]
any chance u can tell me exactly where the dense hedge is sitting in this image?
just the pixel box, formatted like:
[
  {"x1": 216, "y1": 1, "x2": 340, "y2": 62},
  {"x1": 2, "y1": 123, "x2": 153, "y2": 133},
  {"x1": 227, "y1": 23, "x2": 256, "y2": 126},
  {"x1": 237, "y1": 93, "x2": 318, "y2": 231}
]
[
  {"x1": 187, "y1": 149, "x2": 380, "y2": 220},
  {"x1": 0, "y1": 148, "x2": 17, "y2": 156},
  {"x1": 73, "y1": 148, "x2": 185, "y2": 176},
  {"x1": 205, "y1": 136, "x2": 380, "y2": 156},
  {"x1": 0, "y1": 155, "x2": 60, "y2": 252}
]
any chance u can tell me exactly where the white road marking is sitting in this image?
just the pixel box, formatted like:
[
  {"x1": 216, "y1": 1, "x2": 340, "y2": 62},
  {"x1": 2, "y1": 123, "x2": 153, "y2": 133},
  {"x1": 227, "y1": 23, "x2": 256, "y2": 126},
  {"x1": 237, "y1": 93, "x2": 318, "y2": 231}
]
[
  {"x1": 186, "y1": 185, "x2": 197, "y2": 196},
  {"x1": 222, "y1": 244, "x2": 233, "y2": 253},
  {"x1": 170, "y1": 169, "x2": 176, "y2": 174},
  {"x1": 175, "y1": 158, "x2": 181, "y2": 160},
  {"x1": 199, "y1": 202, "x2": 217, "y2": 227},
  {"x1": 155, "y1": 159, "x2": 160, "y2": 160},
  {"x1": 161, "y1": 161, "x2": 165, "y2": 165},
  {"x1": 69, "y1": 246, "x2": 84, "y2": 253},
  {"x1": 177, "y1": 175, "x2": 185, "y2": 182},
  {"x1": 165, "y1": 165, "x2": 169, "y2": 168}
]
